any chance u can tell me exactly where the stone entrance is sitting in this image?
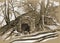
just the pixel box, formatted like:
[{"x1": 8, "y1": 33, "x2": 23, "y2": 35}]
[{"x1": 17, "y1": 16, "x2": 36, "y2": 33}]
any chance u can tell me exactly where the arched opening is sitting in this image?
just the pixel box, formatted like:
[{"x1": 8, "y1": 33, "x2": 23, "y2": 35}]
[{"x1": 21, "y1": 23, "x2": 30, "y2": 34}]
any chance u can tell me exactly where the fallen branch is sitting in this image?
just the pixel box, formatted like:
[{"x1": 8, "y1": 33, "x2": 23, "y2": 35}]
[{"x1": 10, "y1": 33, "x2": 58, "y2": 43}]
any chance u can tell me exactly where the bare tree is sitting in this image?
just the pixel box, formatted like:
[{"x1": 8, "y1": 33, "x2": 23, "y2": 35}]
[{"x1": 36, "y1": 0, "x2": 60, "y2": 31}]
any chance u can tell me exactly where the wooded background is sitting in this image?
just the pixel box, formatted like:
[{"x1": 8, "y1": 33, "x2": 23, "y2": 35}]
[{"x1": 0, "y1": 0, "x2": 60, "y2": 43}]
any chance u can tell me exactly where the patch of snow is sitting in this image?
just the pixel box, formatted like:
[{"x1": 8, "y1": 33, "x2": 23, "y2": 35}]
[
  {"x1": 6, "y1": 37, "x2": 11, "y2": 40},
  {"x1": 47, "y1": 25, "x2": 58, "y2": 30},
  {"x1": 14, "y1": 7, "x2": 26, "y2": 15},
  {"x1": 36, "y1": 3, "x2": 41, "y2": 12},
  {"x1": 14, "y1": 30, "x2": 19, "y2": 34},
  {"x1": 53, "y1": 1, "x2": 60, "y2": 6},
  {"x1": 10, "y1": 13, "x2": 15, "y2": 21},
  {"x1": 37, "y1": 0, "x2": 59, "y2": 12},
  {"x1": 0, "y1": 16, "x2": 4, "y2": 21},
  {"x1": 45, "y1": 0, "x2": 47, "y2": 5},
  {"x1": 12, "y1": 40, "x2": 37, "y2": 43},
  {"x1": 41, "y1": 37, "x2": 57, "y2": 42},
  {"x1": 22, "y1": 33, "x2": 56, "y2": 39},
  {"x1": 1, "y1": 29, "x2": 12, "y2": 40},
  {"x1": 53, "y1": 18, "x2": 60, "y2": 26},
  {"x1": 56, "y1": 22, "x2": 60, "y2": 26},
  {"x1": 1, "y1": 20, "x2": 6, "y2": 26},
  {"x1": 14, "y1": 7, "x2": 17, "y2": 10}
]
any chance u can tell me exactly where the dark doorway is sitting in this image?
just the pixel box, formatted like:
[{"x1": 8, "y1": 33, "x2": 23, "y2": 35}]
[{"x1": 21, "y1": 23, "x2": 30, "y2": 34}]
